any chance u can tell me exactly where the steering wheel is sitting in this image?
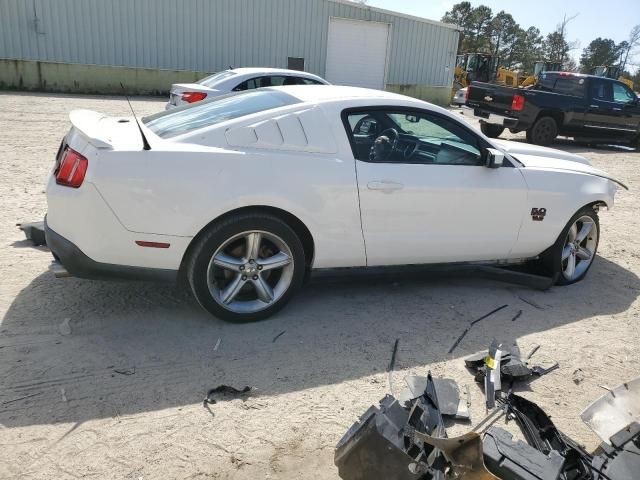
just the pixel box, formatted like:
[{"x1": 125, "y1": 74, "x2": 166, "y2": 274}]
[
  {"x1": 369, "y1": 128, "x2": 399, "y2": 162},
  {"x1": 403, "y1": 141, "x2": 418, "y2": 159}
]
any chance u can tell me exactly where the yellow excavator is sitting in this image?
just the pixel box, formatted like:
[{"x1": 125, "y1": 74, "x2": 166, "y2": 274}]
[
  {"x1": 590, "y1": 65, "x2": 634, "y2": 90},
  {"x1": 520, "y1": 61, "x2": 563, "y2": 87},
  {"x1": 453, "y1": 55, "x2": 562, "y2": 94},
  {"x1": 453, "y1": 53, "x2": 499, "y2": 91}
]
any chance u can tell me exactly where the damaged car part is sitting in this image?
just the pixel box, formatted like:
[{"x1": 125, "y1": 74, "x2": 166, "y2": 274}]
[
  {"x1": 335, "y1": 373, "x2": 448, "y2": 480},
  {"x1": 483, "y1": 427, "x2": 565, "y2": 480}
]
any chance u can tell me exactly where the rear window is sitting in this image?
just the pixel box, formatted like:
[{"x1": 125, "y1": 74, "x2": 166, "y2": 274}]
[
  {"x1": 198, "y1": 70, "x2": 236, "y2": 88},
  {"x1": 552, "y1": 77, "x2": 585, "y2": 96},
  {"x1": 143, "y1": 90, "x2": 299, "y2": 138}
]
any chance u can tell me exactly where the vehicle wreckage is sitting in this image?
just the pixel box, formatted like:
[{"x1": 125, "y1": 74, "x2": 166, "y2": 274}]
[{"x1": 335, "y1": 359, "x2": 639, "y2": 479}]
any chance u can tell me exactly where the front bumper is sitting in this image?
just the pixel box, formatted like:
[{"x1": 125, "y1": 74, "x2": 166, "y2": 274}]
[{"x1": 44, "y1": 219, "x2": 178, "y2": 283}]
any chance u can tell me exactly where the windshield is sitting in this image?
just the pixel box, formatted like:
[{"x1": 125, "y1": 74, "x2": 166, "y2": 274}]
[
  {"x1": 198, "y1": 70, "x2": 237, "y2": 88},
  {"x1": 143, "y1": 90, "x2": 299, "y2": 138}
]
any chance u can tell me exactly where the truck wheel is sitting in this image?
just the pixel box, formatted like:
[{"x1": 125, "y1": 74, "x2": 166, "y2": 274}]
[
  {"x1": 480, "y1": 123, "x2": 505, "y2": 138},
  {"x1": 526, "y1": 117, "x2": 557, "y2": 146}
]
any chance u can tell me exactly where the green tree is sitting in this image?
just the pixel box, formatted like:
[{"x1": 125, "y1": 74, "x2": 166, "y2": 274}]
[
  {"x1": 503, "y1": 27, "x2": 544, "y2": 72},
  {"x1": 442, "y1": 2, "x2": 493, "y2": 53},
  {"x1": 579, "y1": 38, "x2": 623, "y2": 72},
  {"x1": 489, "y1": 11, "x2": 518, "y2": 58},
  {"x1": 542, "y1": 13, "x2": 578, "y2": 66},
  {"x1": 619, "y1": 25, "x2": 640, "y2": 71},
  {"x1": 442, "y1": 2, "x2": 474, "y2": 53}
]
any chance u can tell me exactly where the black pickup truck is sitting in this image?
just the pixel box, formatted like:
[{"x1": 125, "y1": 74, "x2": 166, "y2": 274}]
[{"x1": 466, "y1": 72, "x2": 640, "y2": 147}]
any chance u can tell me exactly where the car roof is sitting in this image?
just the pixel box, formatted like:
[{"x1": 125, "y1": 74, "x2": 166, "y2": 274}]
[
  {"x1": 267, "y1": 85, "x2": 412, "y2": 103},
  {"x1": 230, "y1": 67, "x2": 324, "y2": 78}
]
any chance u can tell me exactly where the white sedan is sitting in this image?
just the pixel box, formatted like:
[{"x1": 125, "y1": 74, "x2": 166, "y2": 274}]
[
  {"x1": 46, "y1": 86, "x2": 624, "y2": 322},
  {"x1": 165, "y1": 67, "x2": 329, "y2": 109},
  {"x1": 453, "y1": 86, "x2": 467, "y2": 106}
]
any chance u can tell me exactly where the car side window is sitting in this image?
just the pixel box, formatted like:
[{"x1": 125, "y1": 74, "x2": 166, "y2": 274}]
[
  {"x1": 612, "y1": 83, "x2": 636, "y2": 104},
  {"x1": 590, "y1": 80, "x2": 612, "y2": 101},
  {"x1": 233, "y1": 77, "x2": 267, "y2": 91},
  {"x1": 552, "y1": 77, "x2": 585, "y2": 97},
  {"x1": 344, "y1": 109, "x2": 482, "y2": 166},
  {"x1": 299, "y1": 78, "x2": 323, "y2": 85}
]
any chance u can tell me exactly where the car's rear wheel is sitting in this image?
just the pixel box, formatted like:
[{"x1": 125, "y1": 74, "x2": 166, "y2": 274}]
[
  {"x1": 534, "y1": 207, "x2": 600, "y2": 285},
  {"x1": 480, "y1": 123, "x2": 505, "y2": 138},
  {"x1": 187, "y1": 213, "x2": 306, "y2": 322},
  {"x1": 526, "y1": 116, "x2": 558, "y2": 145}
]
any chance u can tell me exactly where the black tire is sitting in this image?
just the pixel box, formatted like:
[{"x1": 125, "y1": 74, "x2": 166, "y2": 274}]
[
  {"x1": 533, "y1": 206, "x2": 600, "y2": 285},
  {"x1": 186, "y1": 213, "x2": 306, "y2": 322},
  {"x1": 526, "y1": 116, "x2": 558, "y2": 146},
  {"x1": 480, "y1": 123, "x2": 505, "y2": 138}
]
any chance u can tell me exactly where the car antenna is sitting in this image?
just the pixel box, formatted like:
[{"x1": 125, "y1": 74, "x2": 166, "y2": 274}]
[{"x1": 120, "y1": 82, "x2": 151, "y2": 151}]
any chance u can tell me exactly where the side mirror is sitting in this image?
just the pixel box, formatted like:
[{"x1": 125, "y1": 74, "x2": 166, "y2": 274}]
[{"x1": 485, "y1": 148, "x2": 504, "y2": 168}]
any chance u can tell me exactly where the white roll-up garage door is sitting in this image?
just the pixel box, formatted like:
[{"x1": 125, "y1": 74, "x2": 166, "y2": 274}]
[{"x1": 325, "y1": 18, "x2": 390, "y2": 89}]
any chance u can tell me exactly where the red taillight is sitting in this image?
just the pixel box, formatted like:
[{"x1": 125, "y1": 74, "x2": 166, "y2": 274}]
[
  {"x1": 464, "y1": 87, "x2": 471, "y2": 103},
  {"x1": 55, "y1": 147, "x2": 88, "y2": 188},
  {"x1": 511, "y1": 94, "x2": 525, "y2": 111},
  {"x1": 181, "y1": 91, "x2": 207, "y2": 103}
]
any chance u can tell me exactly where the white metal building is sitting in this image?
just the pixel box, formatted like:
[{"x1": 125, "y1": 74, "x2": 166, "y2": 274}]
[{"x1": 0, "y1": 0, "x2": 460, "y2": 104}]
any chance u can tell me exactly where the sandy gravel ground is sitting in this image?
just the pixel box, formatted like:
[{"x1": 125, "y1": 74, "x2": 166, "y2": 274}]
[{"x1": 0, "y1": 92, "x2": 638, "y2": 479}]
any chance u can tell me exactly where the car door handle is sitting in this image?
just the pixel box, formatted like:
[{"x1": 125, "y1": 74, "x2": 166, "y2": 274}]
[
  {"x1": 367, "y1": 180, "x2": 404, "y2": 192},
  {"x1": 589, "y1": 105, "x2": 599, "y2": 109}
]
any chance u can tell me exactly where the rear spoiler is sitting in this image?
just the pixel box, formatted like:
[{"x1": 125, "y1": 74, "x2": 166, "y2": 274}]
[{"x1": 69, "y1": 109, "x2": 114, "y2": 150}]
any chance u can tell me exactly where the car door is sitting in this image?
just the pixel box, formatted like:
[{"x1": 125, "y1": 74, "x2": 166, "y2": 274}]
[
  {"x1": 585, "y1": 79, "x2": 637, "y2": 140},
  {"x1": 343, "y1": 108, "x2": 528, "y2": 266},
  {"x1": 610, "y1": 82, "x2": 640, "y2": 134}
]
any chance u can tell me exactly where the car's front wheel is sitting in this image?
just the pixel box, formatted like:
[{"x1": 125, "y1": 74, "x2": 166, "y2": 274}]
[
  {"x1": 187, "y1": 213, "x2": 306, "y2": 322},
  {"x1": 535, "y1": 207, "x2": 600, "y2": 285}
]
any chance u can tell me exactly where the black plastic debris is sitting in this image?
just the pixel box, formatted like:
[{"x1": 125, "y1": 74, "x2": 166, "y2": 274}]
[
  {"x1": 500, "y1": 393, "x2": 594, "y2": 479},
  {"x1": 484, "y1": 340, "x2": 503, "y2": 409},
  {"x1": 465, "y1": 343, "x2": 558, "y2": 392},
  {"x1": 399, "y1": 376, "x2": 470, "y2": 420},
  {"x1": 18, "y1": 221, "x2": 46, "y2": 246},
  {"x1": 336, "y1": 372, "x2": 640, "y2": 480},
  {"x1": 335, "y1": 373, "x2": 448, "y2": 480},
  {"x1": 334, "y1": 395, "x2": 426, "y2": 480},
  {"x1": 592, "y1": 422, "x2": 640, "y2": 480},
  {"x1": 203, "y1": 385, "x2": 252, "y2": 405},
  {"x1": 483, "y1": 427, "x2": 565, "y2": 480}
]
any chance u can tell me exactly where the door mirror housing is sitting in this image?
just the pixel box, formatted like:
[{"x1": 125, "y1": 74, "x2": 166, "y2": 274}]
[{"x1": 485, "y1": 148, "x2": 504, "y2": 168}]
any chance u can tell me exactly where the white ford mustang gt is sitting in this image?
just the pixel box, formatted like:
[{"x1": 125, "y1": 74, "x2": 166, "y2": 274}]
[{"x1": 46, "y1": 86, "x2": 625, "y2": 322}]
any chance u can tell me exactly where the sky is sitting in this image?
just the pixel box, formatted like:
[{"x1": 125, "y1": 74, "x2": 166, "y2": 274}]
[{"x1": 365, "y1": 0, "x2": 640, "y2": 71}]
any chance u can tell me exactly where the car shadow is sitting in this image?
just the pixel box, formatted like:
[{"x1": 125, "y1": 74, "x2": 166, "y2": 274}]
[{"x1": 1, "y1": 256, "x2": 638, "y2": 428}]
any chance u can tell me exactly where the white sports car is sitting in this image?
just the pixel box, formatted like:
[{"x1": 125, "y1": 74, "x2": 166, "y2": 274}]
[
  {"x1": 166, "y1": 67, "x2": 329, "y2": 109},
  {"x1": 46, "y1": 86, "x2": 624, "y2": 322}
]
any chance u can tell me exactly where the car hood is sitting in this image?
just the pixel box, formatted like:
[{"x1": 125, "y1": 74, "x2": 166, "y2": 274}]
[
  {"x1": 493, "y1": 139, "x2": 592, "y2": 165},
  {"x1": 493, "y1": 139, "x2": 628, "y2": 189}
]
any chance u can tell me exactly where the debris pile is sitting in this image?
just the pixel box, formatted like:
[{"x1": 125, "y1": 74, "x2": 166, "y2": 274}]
[{"x1": 335, "y1": 349, "x2": 639, "y2": 479}]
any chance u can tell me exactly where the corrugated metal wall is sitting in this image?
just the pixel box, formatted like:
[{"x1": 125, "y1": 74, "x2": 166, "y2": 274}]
[{"x1": 0, "y1": 0, "x2": 459, "y2": 86}]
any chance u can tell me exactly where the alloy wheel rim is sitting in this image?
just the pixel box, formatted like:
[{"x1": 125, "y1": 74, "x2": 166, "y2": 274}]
[
  {"x1": 206, "y1": 230, "x2": 294, "y2": 313},
  {"x1": 561, "y1": 216, "x2": 597, "y2": 281}
]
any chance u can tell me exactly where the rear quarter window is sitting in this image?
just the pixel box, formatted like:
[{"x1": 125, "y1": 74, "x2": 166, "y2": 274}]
[
  {"x1": 143, "y1": 90, "x2": 299, "y2": 138},
  {"x1": 552, "y1": 77, "x2": 585, "y2": 96}
]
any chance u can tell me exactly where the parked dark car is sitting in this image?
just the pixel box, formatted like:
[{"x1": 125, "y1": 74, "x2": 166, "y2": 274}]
[{"x1": 466, "y1": 72, "x2": 640, "y2": 147}]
